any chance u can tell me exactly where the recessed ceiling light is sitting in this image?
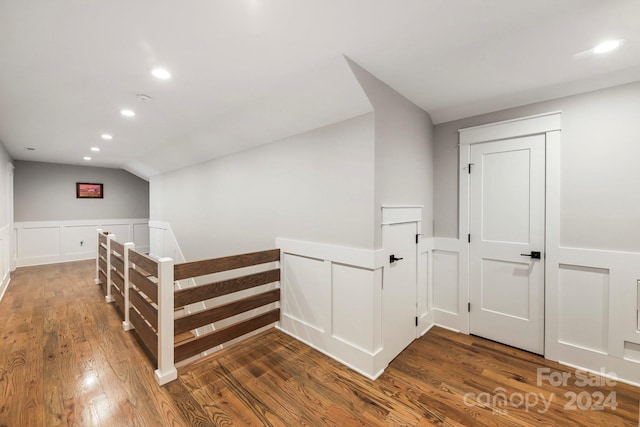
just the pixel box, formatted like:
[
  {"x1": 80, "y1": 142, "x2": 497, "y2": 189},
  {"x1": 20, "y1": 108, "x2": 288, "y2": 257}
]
[
  {"x1": 101, "y1": 134, "x2": 113, "y2": 140},
  {"x1": 120, "y1": 109, "x2": 135, "y2": 117},
  {"x1": 593, "y1": 40, "x2": 621, "y2": 54},
  {"x1": 83, "y1": 156, "x2": 92, "y2": 161},
  {"x1": 91, "y1": 147, "x2": 100, "y2": 152},
  {"x1": 151, "y1": 68, "x2": 171, "y2": 80}
]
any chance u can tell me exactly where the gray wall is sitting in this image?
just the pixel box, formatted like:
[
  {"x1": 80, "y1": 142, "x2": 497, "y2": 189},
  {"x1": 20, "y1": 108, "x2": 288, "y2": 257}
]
[
  {"x1": 0, "y1": 141, "x2": 11, "y2": 228},
  {"x1": 150, "y1": 113, "x2": 376, "y2": 259},
  {"x1": 434, "y1": 81, "x2": 640, "y2": 253},
  {"x1": 348, "y1": 60, "x2": 434, "y2": 247},
  {"x1": 14, "y1": 161, "x2": 149, "y2": 221}
]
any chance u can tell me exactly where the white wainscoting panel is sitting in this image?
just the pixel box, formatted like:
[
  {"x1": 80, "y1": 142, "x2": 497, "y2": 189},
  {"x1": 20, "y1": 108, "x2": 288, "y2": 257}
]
[
  {"x1": 416, "y1": 246, "x2": 432, "y2": 335},
  {"x1": 558, "y1": 264, "x2": 609, "y2": 354},
  {"x1": 20, "y1": 227, "x2": 61, "y2": 261},
  {"x1": 0, "y1": 225, "x2": 11, "y2": 301},
  {"x1": 134, "y1": 223, "x2": 150, "y2": 251},
  {"x1": 433, "y1": 250, "x2": 459, "y2": 315},
  {"x1": 277, "y1": 238, "x2": 387, "y2": 379},
  {"x1": 149, "y1": 220, "x2": 185, "y2": 263},
  {"x1": 623, "y1": 341, "x2": 640, "y2": 364},
  {"x1": 427, "y1": 238, "x2": 468, "y2": 333},
  {"x1": 148, "y1": 220, "x2": 195, "y2": 292},
  {"x1": 546, "y1": 246, "x2": 640, "y2": 386},
  {"x1": 15, "y1": 219, "x2": 149, "y2": 267},
  {"x1": 61, "y1": 224, "x2": 98, "y2": 258},
  {"x1": 282, "y1": 254, "x2": 329, "y2": 334},
  {"x1": 332, "y1": 263, "x2": 378, "y2": 352}
]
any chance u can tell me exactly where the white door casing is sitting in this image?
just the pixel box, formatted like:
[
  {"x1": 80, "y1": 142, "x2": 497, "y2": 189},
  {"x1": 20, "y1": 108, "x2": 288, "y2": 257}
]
[
  {"x1": 469, "y1": 135, "x2": 545, "y2": 354},
  {"x1": 458, "y1": 111, "x2": 562, "y2": 355}
]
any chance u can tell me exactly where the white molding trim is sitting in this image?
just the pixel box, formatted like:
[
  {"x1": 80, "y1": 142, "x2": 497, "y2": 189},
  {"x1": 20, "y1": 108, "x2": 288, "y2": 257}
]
[
  {"x1": 381, "y1": 205, "x2": 423, "y2": 225},
  {"x1": 14, "y1": 218, "x2": 149, "y2": 229},
  {"x1": 0, "y1": 224, "x2": 10, "y2": 301},
  {"x1": 276, "y1": 237, "x2": 386, "y2": 270},
  {"x1": 558, "y1": 360, "x2": 640, "y2": 389},
  {"x1": 276, "y1": 326, "x2": 385, "y2": 381},
  {"x1": 458, "y1": 111, "x2": 562, "y2": 145}
]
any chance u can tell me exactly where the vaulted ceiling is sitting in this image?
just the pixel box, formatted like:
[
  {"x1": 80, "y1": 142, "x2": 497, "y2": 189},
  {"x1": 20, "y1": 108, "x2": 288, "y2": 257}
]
[{"x1": 1, "y1": 0, "x2": 639, "y2": 179}]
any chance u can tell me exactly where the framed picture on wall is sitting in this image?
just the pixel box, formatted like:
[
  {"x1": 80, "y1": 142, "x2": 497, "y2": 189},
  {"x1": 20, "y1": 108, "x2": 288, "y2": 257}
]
[{"x1": 76, "y1": 182, "x2": 103, "y2": 199}]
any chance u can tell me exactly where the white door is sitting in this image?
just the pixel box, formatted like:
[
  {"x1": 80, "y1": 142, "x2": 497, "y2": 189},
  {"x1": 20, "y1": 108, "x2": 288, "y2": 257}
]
[
  {"x1": 383, "y1": 221, "x2": 417, "y2": 360},
  {"x1": 469, "y1": 134, "x2": 545, "y2": 354}
]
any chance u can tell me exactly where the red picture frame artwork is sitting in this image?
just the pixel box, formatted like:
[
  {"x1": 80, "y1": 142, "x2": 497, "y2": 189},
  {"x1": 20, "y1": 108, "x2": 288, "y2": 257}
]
[{"x1": 76, "y1": 182, "x2": 103, "y2": 199}]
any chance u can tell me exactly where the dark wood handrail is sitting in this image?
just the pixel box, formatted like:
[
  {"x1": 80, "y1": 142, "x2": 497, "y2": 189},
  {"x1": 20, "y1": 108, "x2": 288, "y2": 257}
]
[{"x1": 174, "y1": 249, "x2": 280, "y2": 281}]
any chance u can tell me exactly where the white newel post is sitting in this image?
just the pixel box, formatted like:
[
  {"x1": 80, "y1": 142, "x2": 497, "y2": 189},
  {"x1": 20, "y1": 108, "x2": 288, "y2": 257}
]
[
  {"x1": 95, "y1": 229, "x2": 103, "y2": 285},
  {"x1": 105, "y1": 234, "x2": 116, "y2": 303},
  {"x1": 155, "y1": 256, "x2": 177, "y2": 385},
  {"x1": 122, "y1": 242, "x2": 135, "y2": 331}
]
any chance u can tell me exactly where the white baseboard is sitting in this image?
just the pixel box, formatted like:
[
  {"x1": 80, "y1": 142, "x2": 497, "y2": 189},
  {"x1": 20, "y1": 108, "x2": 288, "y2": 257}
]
[{"x1": 276, "y1": 325, "x2": 385, "y2": 381}]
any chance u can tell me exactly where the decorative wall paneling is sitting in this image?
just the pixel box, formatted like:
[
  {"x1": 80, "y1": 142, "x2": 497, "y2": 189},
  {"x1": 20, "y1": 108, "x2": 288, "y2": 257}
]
[{"x1": 14, "y1": 218, "x2": 149, "y2": 267}]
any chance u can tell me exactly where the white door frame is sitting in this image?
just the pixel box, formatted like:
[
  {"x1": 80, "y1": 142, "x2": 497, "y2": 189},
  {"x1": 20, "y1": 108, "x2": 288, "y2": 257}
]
[{"x1": 458, "y1": 112, "x2": 562, "y2": 347}]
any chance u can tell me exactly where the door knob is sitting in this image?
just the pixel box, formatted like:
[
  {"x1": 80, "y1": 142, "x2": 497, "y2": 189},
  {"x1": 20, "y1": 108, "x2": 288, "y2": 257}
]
[
  {"x1": 520, "y1": 251, "x2": 541, "y2": 259},
  {"x1": 390, "y1": 254, "x2": 404, "y2": 263}
]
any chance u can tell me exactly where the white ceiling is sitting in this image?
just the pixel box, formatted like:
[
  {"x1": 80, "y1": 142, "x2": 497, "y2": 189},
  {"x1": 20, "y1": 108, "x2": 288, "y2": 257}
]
[{"x1": 1, "y1": 0, "x2": 639, "y2": 179}]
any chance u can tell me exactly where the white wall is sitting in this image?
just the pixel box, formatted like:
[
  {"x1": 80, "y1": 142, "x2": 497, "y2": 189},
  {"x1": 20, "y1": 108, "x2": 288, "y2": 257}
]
[
  {"x1": 150, "y1": 113, "x2": 376, "y2": 260},
  {"x1": 0, "y1": 140, "x2": 13, "y2": 299},
  {"x1": 348, "y1": 60, "x2": 434, "y2": 247},
  {"x1": 432, "y1": 82, "x2": 640, "y2": 385},
  {"x1": 14, "y1": 161, "x2": 149, "y2": 222}
]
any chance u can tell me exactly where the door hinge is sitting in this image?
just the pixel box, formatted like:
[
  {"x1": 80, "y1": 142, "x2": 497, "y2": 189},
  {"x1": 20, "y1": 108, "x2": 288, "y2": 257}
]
[
  {"x1": 468, "y1": 234, "x2": 471, "y2": 243},
  {"x1": 468, "y1": 302, "x2": 471, "y2": 312},
  {"x1": 468, "y1": 163, "x2": 473, "y2": 174},
  {"x1": 415, "y1": 316, "x2": 418, "y2": 326},
  {"x1": 415, "y1": 234, "x2": 419, "y2": 244}
]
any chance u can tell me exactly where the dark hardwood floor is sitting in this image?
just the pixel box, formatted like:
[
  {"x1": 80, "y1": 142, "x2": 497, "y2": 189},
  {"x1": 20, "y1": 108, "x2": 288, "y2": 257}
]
[{"x1": 1, "y1": 260, "x2": 638, "y2": 426}]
